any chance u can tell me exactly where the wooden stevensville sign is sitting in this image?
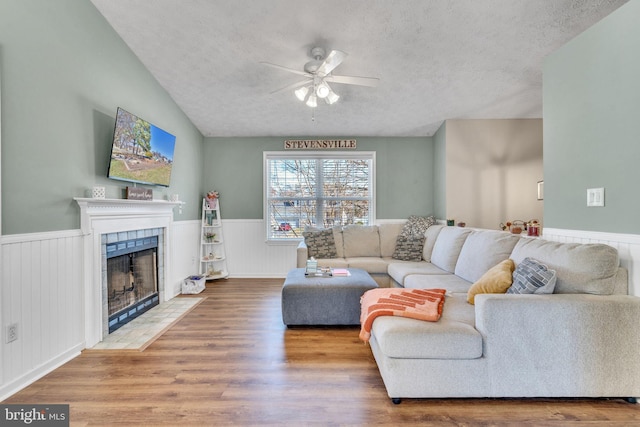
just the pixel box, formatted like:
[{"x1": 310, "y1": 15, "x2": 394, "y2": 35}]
[{"x1": 284, "y1": 139, "x2": 357, "y2": 150}]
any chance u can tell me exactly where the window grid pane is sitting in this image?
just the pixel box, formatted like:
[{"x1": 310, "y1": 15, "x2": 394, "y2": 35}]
[{"x1": 266, "y1": 154, "x2": 373, "y2": 240}]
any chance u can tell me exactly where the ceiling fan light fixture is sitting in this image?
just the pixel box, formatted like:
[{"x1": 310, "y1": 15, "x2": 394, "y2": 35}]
[
  {"x1": 294, "y1": 86, "x2": 309, "y2": 101},
  {"x1": 316, "y1": 82, "x2": 330, "y2": 98},
  {"x1": 325, "y1": 89, "x2": 340, "y2": 105},
  {"x1": 306, "y1": 93, "x2": 317, "y2": 108}
]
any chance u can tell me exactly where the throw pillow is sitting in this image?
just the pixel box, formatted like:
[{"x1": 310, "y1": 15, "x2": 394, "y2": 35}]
[
  {"x1": 467, "y1": 259, "x2": 515, "y2": 305},
  {"x1": 506, "y1": 257, "x2": 557, "y2": 295},
  {"x1": 400, "y1": 215, "x2": 436, "y2": 237},
  {"x1": 302, "y1": 228, "x2": 337, "y2": 259},
  {"x1": 392, "y1": 234, "x2": 426, "y2": 261}
]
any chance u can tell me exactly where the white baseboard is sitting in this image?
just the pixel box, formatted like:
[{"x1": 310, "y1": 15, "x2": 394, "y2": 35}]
[{"x1": 0, "y1": 344, "x2": 82, "y2": 402}]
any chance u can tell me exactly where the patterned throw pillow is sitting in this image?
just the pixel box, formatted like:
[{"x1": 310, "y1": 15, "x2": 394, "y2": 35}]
[
  {"x1": 507, "y1": 257, "x2": 557, "y2": 294},
  {"x1": 400, "y1": 215, "x2": 436, "y2": 237},
  {"x1": 303, "y1": 228, "x2": 338, "y2": 259},
  {"x1": 392, "y1": 234, "x2": 426, "y2": 261}
]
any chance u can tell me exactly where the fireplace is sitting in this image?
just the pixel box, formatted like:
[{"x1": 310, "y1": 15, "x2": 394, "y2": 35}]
[
  {"x1": 75, "y1": 197, "x2": 182, "y2": 348},
  {"x1": 106, "y1": 235, "x2": 159, "y2": 332}
]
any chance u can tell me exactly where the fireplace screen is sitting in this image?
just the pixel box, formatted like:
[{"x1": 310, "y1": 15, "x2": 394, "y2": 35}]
[{"x1": 106, "y1": 236, "x2": 159, "y2": 332}]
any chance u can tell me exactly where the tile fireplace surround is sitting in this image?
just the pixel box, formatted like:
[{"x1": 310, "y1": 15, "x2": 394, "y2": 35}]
[{"x1": 75, "y1": 198, "x2": 182, "y2": 348}]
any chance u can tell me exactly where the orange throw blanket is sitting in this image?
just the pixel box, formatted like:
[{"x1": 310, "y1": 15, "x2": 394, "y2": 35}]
[{"x1": 359, "y1": 288, "x2": 446, "y2": 342}]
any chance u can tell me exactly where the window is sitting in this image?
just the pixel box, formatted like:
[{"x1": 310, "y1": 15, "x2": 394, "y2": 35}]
[{"x1": 264, "y1": 151, "x2": 375, "y2": 241}]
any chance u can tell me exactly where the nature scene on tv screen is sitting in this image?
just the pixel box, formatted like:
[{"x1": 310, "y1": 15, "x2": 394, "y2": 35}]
[{"x1": 109, "y1": 109, "x2": 175, "y2": 186}]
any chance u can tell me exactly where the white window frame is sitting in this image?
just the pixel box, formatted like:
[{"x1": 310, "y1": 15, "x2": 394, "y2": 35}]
[{"x1": 264, "y1": 151, "x2": 376, "y2": 243}]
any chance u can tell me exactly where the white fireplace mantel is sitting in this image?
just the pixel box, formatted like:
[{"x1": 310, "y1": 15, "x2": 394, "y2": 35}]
[
  {"x1": 75, "y1": 198, "x2": 183, "y2": 234},
  {"x1": 74, "y1": 197, "x2": 183, "y2": 348}
]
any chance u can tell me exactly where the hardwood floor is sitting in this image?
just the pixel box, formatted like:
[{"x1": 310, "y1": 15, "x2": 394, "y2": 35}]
[{"x1": 4, "y1": 278, "x2": 639, "y2": 426}]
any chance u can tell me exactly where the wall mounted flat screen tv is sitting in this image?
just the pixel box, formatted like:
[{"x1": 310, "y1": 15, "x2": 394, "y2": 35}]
[{"x1": 107, "y1": 107, "x2": 176, "y2": 187}]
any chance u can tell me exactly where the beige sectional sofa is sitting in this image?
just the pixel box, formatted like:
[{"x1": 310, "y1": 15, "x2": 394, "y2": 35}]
[
  {"x1": 297, "y1": 223, "x2": 407, "y2": 287},
  {"x1": 297, "y1": 223, "x2": 640, "y2": 402}
]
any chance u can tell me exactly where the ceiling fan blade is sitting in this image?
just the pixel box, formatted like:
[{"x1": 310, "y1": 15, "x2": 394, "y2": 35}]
[
  {"x1": 260, "y1": 62, "x2": 311, "y2": 77},
  {"x1": 270, "y1": 79, "x2": 311, "y2": 95},
  {"x1": 316, "y1": 50, "x2": 347, "y2": 76},
  {"x1": 325, "y1": 74, "x2": 380, "y2": 87}
]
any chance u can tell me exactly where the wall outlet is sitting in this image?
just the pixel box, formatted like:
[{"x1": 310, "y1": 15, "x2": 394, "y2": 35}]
[{"x1": 7, "y1": 323, "x2": 18, "y2": 343}]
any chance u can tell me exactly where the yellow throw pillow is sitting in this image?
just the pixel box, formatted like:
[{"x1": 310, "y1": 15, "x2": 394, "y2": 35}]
[{"x1": 467, "y1": 259, "x2": 515, "y2": 305}]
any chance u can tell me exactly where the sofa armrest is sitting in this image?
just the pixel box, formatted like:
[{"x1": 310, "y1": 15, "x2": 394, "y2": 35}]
[
  {"x1": 296, "y1": 240, "x2": 308, "y2": 268},
  {"x1": 475, "y1": 293, "x2": 640, "y2": 396}
]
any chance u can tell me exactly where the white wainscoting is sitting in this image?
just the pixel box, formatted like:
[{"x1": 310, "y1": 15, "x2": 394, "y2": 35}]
[
  {"x1": 223, "y1": 220, "x2": 298, "y2": 278},
  {"x1": 0, "y1": 221, "x2": 200, "y2": 400},
  {"x1": 0, "y1": 230, "x2": 85, "y2": 400},
  {"x1": 169, "y1": 220, "x2": 201, "y2": 295},
  {"x1": 543, "y1": 228, "x2": 640, "y2": 297}
]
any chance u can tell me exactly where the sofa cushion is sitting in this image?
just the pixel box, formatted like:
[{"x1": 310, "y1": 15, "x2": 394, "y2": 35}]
[
  {"x1": 454, "y1": 230, "x2": 521, "y2": 283},
  {"x1": 312, "y1": 258, "x2": 349, "y2": 269},
  {"x1": 467, "y1": 259, "x2": 515, "y2": 304},
  {"x1": 370, "y1": 294, "x2": 482, "y2": 359},
  {"x1": 430, "y1": 227, "x2": 472, "y2": 273},
  {"x1": 507, "y1": 257, "x2": 557, "y2": 294},
  {"x1": 400, "y1": 215, "x2": 436, "y2": 237},
  {"x1": 392, "y1": 234, "x2": 426, "y2": 261},
  {"x1": 510, "y1": 238, "x2": 619, "y2": 295},
  {"x1": 423, "y1": 224, "x2": 445, "y2": 262},
  {"x1": 387, "y1": 261, "x2": 449, "y2": 286},
  {"x1": 343, "y1": 225, "x2": 381, "y2": 257},
  {"x1": 302, "y1": 228, "x2": 338, "y2": 258},
  {"x1": 379, "y1": 223, "x2": 405, "y2": 257},
  {"x1": 346, "y1": 257, "x2": 389, "y2": 274},
  {"x1": 404, "y1": 273, "x2": 472, "y2": 293}
]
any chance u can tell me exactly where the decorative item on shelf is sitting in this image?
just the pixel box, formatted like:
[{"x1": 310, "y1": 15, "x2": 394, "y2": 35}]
[
  {"x1": 207, "y1": 268, "x2": 222, "y2": 277},
  {"x1": 507, "y1": 220, "x2": 526, "y2": 234},
  {"x1": 206, "y1": 190, "x2": 219, "y2": 209},
  {"x1": 500, "y1": 221, "x2": 523, "y2": 233},
  {"x1": 205, "y1": 232, "x2": 217, "y2": 242},
  {"x1": 447, "y1": 219, "x2": 455, "y2": 226},
  {"x1": 92, "y1": 186, "x2": 106, "y2": 199},
  {"x1": 126, "y1": 186, "x2": 153, "y2": 200},
  {"x1": 527, "y1": 220, "x2": 541, "y2": 237},
  {"x1": 457, "y1": 222, "x2": 466, "y2": 227}
]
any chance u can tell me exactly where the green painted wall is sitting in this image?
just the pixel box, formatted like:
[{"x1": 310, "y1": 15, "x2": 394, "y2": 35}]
[
  {"x1": 203, "y1": 137, "x2": 435, "y2": 219},
  {"x1": 433, "y1": 122, "x2": 447, "y2": 221},
  {"x1": 543, "y1": 0, "x2": 640, "y2": 234},
  {"x1": 0, "y1": 0, "x2": 204, "y2": 235}
]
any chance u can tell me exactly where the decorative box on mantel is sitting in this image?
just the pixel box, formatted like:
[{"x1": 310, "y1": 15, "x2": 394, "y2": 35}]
[{"x1": 74, "y1": 197, "x2": 184, "y2": 348}]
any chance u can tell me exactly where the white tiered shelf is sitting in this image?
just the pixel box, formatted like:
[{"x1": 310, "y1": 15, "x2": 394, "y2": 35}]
[{"x1": 199, "y1": 198, "x2": 229, "y2": 280}]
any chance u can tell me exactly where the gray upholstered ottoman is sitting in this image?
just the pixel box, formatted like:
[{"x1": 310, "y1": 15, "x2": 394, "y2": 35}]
[{"x1": 282, "y1": 268, "x2": 378, "y2": 326}]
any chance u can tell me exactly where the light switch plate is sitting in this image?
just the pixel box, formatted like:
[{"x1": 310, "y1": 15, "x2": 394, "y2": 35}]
[{"x1": 587, "y1": 188, "x2": 605, "y2": 207}]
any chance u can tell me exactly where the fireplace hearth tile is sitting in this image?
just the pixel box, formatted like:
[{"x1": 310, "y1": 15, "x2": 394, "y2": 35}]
[{"x1": 90, "y1": 297, "x2": 204, "y2": 351}]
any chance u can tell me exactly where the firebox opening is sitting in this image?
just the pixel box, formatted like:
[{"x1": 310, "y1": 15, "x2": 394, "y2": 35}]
[{"x1": 106, "y1": 236, "x2": 159, "y2": 333}]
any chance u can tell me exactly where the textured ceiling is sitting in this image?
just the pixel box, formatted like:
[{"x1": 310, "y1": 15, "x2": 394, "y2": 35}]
[{"x1": 90, "y1": 0, "x2": 627, "y2": 137}]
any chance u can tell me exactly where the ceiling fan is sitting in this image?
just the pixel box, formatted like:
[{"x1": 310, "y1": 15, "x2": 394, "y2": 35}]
[{"x1": 261, "y1": 47, "x2": 379, "y2": 107}]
